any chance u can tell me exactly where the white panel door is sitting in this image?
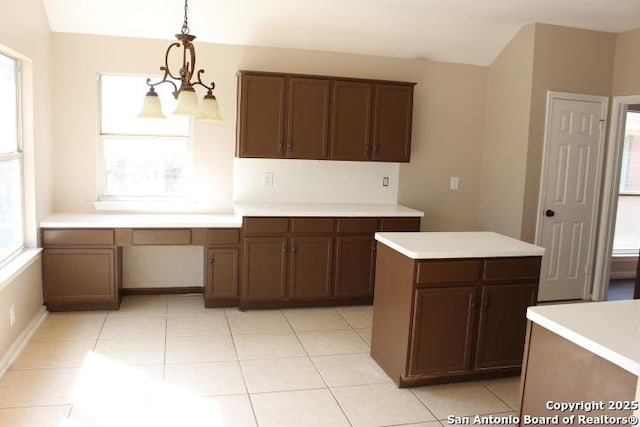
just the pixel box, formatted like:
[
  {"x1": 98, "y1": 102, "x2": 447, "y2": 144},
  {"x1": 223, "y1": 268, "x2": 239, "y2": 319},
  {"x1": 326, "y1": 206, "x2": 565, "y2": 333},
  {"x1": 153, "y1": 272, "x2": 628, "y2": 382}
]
[{"x1": 537, "y1": 94, "x2": 608, "y2": 301}]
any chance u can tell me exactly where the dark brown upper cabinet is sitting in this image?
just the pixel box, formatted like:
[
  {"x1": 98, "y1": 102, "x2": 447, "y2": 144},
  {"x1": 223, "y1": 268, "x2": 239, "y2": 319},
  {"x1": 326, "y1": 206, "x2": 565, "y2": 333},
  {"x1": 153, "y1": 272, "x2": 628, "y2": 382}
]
[
  {"x1": 330, "y1": 80, "x2": 373, "y2": 161},
  {"x1": 372, "y1": 84, "x2": 414, "y2": 162},
  {"x1": 286, "y1": 78, "x2": 331, "y2": 159},
  {"x1": 237, "y1": 71, "x2": 415, "y2": 163},
  {"x1": 237, "y1": 74, "x2": 286, "y2": 158}
]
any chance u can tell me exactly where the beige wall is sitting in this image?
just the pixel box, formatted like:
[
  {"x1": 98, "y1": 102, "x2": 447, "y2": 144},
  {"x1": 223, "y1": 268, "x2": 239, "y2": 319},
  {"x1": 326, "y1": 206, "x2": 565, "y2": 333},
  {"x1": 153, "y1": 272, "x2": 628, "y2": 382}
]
[
  {"x1": 612, "y1": 28, "x2": 640, "y2": 96},
  {"x1": 477, "y1": 25, "x2": 535, "y2": 238},
  {"x1": 0, "y1": 0, "x2": 53, "y2": 362},
  {"x1": 52, "y1": 33, "x2": 487, "y2": 231},
  {"x1": 522, "y1": 24, "x2": 616, "y2": 242}
]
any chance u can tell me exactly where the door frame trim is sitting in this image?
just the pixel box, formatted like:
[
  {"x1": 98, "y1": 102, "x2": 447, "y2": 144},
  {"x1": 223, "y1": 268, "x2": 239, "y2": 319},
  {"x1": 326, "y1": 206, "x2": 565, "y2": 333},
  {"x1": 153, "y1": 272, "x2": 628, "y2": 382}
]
[
  {"x1": 534, "y1": 91, "x2": 609, "y2": 301},
  {"x1": 592, "y1": 95, "x2": 640, "y2": 301}
]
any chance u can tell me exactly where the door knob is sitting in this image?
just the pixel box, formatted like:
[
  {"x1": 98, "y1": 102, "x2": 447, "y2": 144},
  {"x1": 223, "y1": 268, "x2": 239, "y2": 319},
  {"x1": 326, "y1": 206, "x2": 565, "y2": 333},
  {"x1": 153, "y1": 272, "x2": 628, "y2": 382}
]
[{"x1": 545, "y1": 209, "x2": 555, "y2": 218}]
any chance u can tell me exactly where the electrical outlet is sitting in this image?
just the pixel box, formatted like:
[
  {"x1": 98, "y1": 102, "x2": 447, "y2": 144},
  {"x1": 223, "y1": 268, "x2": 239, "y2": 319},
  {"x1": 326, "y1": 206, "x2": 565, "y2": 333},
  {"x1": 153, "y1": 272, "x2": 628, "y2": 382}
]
[
  {"x1": 263, "y1": 172, "x2": 274, "y2": 187},
  {"x1": 382, "y1": 176, "x2": 389, "y2": 187},
  {"x1": 450, "y1": 176, "x2": 460, "y2": 190},
  {"x1": 9, "y1": 304, "x2": 15, "y2": 327}
]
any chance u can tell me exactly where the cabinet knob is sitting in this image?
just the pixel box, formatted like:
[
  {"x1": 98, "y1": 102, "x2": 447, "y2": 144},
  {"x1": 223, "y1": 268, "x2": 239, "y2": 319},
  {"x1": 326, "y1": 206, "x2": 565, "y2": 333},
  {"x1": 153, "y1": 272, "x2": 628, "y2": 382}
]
[
  {"x1": 291, "y1": 246, "x2": 297, "y2": 253},
  {"x1": 374, "y1": 145, "x2": 380, "y2": 153},
  {"x1": 287, "y1": 143, "x2": 293, "y2": 149},
  {"x1": 483, "y1": 301, "x2": 490, "y2": 308},
  {"x1": 278, "y1": 143, "x2": 283, "y2": 151},
  {"x1": 471, "y1": 301, "x2": 477, "y2": 309},
  {"x1": 208, "y1": 258, "x2": 214, "y2": 265},
  {"x1": 282, "y1": 245, "x2": 288, "y2": 253}
]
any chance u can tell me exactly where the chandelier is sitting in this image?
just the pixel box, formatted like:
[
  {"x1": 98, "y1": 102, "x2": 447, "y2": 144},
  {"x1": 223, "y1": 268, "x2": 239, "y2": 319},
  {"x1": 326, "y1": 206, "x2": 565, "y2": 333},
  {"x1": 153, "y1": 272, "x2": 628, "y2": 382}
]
[{"x1": 139, "y1": 0, "x2": 222, "y2": 121}]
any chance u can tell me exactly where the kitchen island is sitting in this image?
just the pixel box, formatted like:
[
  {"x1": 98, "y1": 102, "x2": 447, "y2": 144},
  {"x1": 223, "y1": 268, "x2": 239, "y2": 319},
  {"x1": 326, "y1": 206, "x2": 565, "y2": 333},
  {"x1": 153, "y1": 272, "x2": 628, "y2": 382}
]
[
  {"x1": 518, "y1": 300, "x2": 640, "y2": 424},
  {"x1": 371, "y1": 231, "x2": 544, "y2": 386}
]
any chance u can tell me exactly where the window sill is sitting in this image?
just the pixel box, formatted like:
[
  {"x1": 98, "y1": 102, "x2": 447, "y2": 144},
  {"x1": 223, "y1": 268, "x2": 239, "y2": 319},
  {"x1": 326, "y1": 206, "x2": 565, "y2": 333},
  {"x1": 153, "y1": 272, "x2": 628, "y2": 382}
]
[
  {"x1": 0, "y1": 248, "x2": 42, "y2": 293},
  {"x1": 93, "y1": 199, "x2": 200, "y2": 213}
]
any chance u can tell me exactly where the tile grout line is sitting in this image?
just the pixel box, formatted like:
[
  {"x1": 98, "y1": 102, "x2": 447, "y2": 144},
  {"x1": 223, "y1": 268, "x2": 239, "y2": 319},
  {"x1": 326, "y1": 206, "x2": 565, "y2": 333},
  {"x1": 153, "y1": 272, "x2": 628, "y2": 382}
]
[
  {"x1": 478, "y1": 380, "x2": 521, "y2": 413},
  {"x1": 283, "y1": 307, "x2": 355, "y2": 427},
  {"x1": 226, "y1": 308, "x2": 261, "y2": 427}
]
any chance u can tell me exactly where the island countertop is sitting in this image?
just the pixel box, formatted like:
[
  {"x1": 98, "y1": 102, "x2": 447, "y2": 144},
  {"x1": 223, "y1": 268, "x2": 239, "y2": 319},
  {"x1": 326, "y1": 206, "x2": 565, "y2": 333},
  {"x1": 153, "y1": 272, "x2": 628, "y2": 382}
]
[
  {"x1": 374, "y1": 231, "x2": 545, "y2": 259},
  {"x1": 527, "y1": 300, "x2": 640, "y2": 375}
]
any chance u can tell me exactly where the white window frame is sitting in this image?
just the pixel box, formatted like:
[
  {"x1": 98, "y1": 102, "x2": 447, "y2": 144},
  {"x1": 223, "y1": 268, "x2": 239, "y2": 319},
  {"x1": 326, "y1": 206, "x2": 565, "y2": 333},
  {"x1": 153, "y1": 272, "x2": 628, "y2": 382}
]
[
  {"x1": 0, "y1": 52, "x2": 25, "y2": 268},
  {"x1": 96, "y1": 74, "x2": 194, "y2": 210}
]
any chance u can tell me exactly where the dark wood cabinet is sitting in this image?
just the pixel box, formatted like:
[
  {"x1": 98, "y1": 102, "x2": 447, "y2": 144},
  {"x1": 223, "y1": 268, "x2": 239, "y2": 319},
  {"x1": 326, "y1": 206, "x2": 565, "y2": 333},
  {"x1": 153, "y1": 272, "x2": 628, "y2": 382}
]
[
  {"x1": 334, "y1": 236, "x2": 376, "y2": 300},
  {"x1": 237, "y1": 71, "x2": 415, "y2": 162},
  {"x1": 42, "y1": 229, "x2": 122, "y2": 311},
  {"x1": 286, "y1": 77, "x2": 331, "y2": 159},
  {"x1": 288, "y1": 236, "x2": 333, "y2": 300},
  {"x1": 237, "y1": 74, "x2": 286, "y2": 158},
  {"x1": 330, "y1": 80, "x2": 373, "y2": 161},
  {"x1": 372, "y1": 84, "x2": 413, "y2": 162},
  {"x1": 205, "y1": 247, "x2": 240, "y2": 306},
  {"x1": 240, "y1": 215, "x2": 420, "y2": 308},
  {"x1": 371, "y1": 245, "x2": 542, "y2": 387},
  {"x1": 474, "y1": 283, "x2": 537, "y2": 369},
  {"x1": 410, "y1": 287, "x2": 477, "y2": 376},
  {"x1": 242, "y1": 236, "x2": 288, "y2": 302}
]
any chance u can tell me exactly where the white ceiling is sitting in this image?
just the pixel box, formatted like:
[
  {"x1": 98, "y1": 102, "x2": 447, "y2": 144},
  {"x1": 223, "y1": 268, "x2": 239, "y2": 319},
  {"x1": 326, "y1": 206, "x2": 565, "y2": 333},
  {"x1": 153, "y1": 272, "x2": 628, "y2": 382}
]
[{"x1": 42, "y1": 0, "x2": 640, "y2": 66}]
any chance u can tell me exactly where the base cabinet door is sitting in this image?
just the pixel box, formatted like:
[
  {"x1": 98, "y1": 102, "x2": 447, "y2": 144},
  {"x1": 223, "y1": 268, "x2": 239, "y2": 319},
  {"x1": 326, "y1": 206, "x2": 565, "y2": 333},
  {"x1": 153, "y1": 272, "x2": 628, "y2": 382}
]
[
  {"x1": 409, "y1": 287, "x2": 477, "y2": 376},
  {"x1": 242, "y1": 237, "x2": 287, "y2": 302},
  {"x1": 43, "y1": 248, "x2": 118, "y2": 309},
  {"x1": 474, "y1": 284, "x2": 537, "y2": 369},
  {"x1": 288, "y1": 236, "x2": 333, "y2": 300},
  {"x1": 205, "y1": 247, "x2": 240, "y2": 306},
  {"x1": 333, "y1": 236, "x2": 375, "y2": 299}
]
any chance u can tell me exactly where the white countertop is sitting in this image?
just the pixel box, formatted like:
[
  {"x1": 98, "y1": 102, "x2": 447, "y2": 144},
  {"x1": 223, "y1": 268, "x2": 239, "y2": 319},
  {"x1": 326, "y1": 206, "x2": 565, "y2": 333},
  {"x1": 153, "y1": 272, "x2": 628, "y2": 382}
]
[
  {"x1": 527, "y1": 300, "x2": 640, "y2": 375},
  {"x1": 40, "y1": 214, "x2": 243, "y2": 229},
  {"x1": 374, "y1": 231, "x2": 545, "y2": 259},
  {"x1": 233, "y1": 202, "x2": 424, "y2": 217}
]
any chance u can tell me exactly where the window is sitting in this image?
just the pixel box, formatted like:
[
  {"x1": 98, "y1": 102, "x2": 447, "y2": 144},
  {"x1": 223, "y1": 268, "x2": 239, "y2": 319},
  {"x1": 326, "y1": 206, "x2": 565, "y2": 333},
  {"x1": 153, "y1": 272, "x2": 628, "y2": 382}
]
[
  {"x1": 99, "y1": 75, "x2": 192, "y2": 201},
  {"x1": 0, "y1": 52, "x2": 24, "y2": 266},
  {"x1": 613, "y1": 111, "x2": 640, "y2": 254}
]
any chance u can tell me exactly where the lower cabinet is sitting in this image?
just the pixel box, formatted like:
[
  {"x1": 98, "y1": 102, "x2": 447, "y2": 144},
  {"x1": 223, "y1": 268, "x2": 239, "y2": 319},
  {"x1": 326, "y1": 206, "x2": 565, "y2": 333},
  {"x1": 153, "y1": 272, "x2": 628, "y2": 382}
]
[
  {"x1": 334, "y1": 235, "x2": 376, "y2": 300},
  {"x1": 242, "y1": 237, "x2": 288, "y2": 302},
  {"x1": 289, "y1": 236, "x2": 333, "y2": 300},
  {"x1": 240, "y1": 216, "x2": 419, "y2": 308},
  {"x1": 371, "y1": 246, "x2": 542, "y2": 386},
  {"x1": 204, "y1": 247, "x2": 240, "y2": 307},
  {"x1": 43, "y1": 248, "x2": 120, "y2": 311},
  {"x1": 410, "y1": 287, "x2": 477, "y2": 376}
]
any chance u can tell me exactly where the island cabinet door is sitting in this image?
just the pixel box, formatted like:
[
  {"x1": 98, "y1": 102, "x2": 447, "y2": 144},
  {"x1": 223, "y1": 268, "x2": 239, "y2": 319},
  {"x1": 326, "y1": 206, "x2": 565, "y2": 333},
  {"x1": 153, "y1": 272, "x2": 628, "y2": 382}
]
[
  {"x1": 474, "y1": 284, "x2": 537, "y2": 370},
  {"x1": 288, "y1": 236, "x2": 333, "y2": 300},
  {"x1": 409, "y1": 286, "x2": 477, "y2": 376},
  {"x1": 241, "y1": 237, "x2": 288, "y2": 302}
]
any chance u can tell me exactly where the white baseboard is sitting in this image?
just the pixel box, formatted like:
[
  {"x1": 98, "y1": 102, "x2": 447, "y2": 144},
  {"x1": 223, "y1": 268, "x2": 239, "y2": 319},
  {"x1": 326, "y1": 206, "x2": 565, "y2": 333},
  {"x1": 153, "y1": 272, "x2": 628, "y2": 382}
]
[
  {"x1": 610, "y1": 271, "x2": 637, "y2": 280},
  {"x1": 0, "y1": 306, "x2": 48, "y2": 378}
]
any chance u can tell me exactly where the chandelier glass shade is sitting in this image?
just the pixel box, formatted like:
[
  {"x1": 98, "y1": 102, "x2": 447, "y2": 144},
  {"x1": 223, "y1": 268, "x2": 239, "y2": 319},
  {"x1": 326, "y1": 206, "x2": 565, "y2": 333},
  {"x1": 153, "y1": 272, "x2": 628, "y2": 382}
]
[{"x1": 139, "y1": 0, "x2": 223, "y2": 121}]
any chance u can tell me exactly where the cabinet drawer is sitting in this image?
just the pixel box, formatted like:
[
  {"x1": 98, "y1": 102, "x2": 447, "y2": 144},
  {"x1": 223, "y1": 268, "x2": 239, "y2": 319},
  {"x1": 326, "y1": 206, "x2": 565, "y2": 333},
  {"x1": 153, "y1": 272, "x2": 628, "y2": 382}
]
[
  {"x1": 132, "y1": 229, "x2": 192, "y2": 245},
  {"x1": 42, "y1": 229, "x2": 115, "y2": 246},
  {"x1": 336, "y1": 218, "x2": 379, "y2": 234},
  {"x1": 483, "y1": 257, "x2": 542, "y2": 281},
  {"x1": 416, "y1": 260, "x2": 481, "y2": 285},
  {"x1": 290, "y1": 218, "x2": 334, "y2": 234},
  {"x1": 243, "y1": 217, "x2": 289, "y2": 234},
  {"x1": 379, "y1": 217, "x2": 421, "y2": 232},
  {"x1": 208, "y1": 229, "x2": 240, "y2": 245}
]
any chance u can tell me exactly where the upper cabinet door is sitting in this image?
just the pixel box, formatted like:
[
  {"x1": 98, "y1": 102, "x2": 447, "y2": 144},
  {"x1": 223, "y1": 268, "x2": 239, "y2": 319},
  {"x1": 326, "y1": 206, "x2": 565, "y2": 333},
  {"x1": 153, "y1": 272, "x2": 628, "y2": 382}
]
[
  {"x1": 286, "y1": 78, "x2": 331, "y2": 159},
  {"x1": 372, "y1": 84, "x2": 414, "y2": 162},
  {"x1": 330, "y1": 80, "x2": 373, "y2": 161},
  {"x1": 237, "y1": 74, "x2": 286, "y2": 158}
]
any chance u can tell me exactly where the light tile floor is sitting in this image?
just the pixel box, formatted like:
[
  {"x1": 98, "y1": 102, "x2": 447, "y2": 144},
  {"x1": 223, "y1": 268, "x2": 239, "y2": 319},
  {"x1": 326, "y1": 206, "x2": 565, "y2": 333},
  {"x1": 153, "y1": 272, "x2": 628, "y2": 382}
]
[{"x1": 0, "y1": 294, "x2": 520, "y2": 426}]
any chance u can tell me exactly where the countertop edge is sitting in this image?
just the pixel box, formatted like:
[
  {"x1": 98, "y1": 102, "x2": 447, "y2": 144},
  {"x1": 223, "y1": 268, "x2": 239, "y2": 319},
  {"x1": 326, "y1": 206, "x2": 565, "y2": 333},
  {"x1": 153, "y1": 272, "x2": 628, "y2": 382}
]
[
  {"x1": 527, "y1": 309, "x2": 640, "y2": 376},
  {"x1": 40, "y1": 214, "x2": 244, "y2": 229}
]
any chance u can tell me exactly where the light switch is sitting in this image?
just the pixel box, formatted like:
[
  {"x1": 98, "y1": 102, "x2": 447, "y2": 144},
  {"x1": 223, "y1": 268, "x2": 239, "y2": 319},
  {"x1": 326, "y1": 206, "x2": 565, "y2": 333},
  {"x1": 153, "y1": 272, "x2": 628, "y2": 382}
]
[
  {"x1": 450, "y1": 176, "x2": 459, "y2": 190},
  {"x1": 263, "y1": 172, "x2": 274, "y2": 187}
]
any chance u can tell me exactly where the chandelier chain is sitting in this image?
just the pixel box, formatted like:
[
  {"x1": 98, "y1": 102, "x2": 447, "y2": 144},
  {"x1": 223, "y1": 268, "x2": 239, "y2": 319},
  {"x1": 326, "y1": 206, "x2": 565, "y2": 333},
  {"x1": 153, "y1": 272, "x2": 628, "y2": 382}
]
[{"x1": 181, "y1": 0, "x2": 190, "y2": 35}]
